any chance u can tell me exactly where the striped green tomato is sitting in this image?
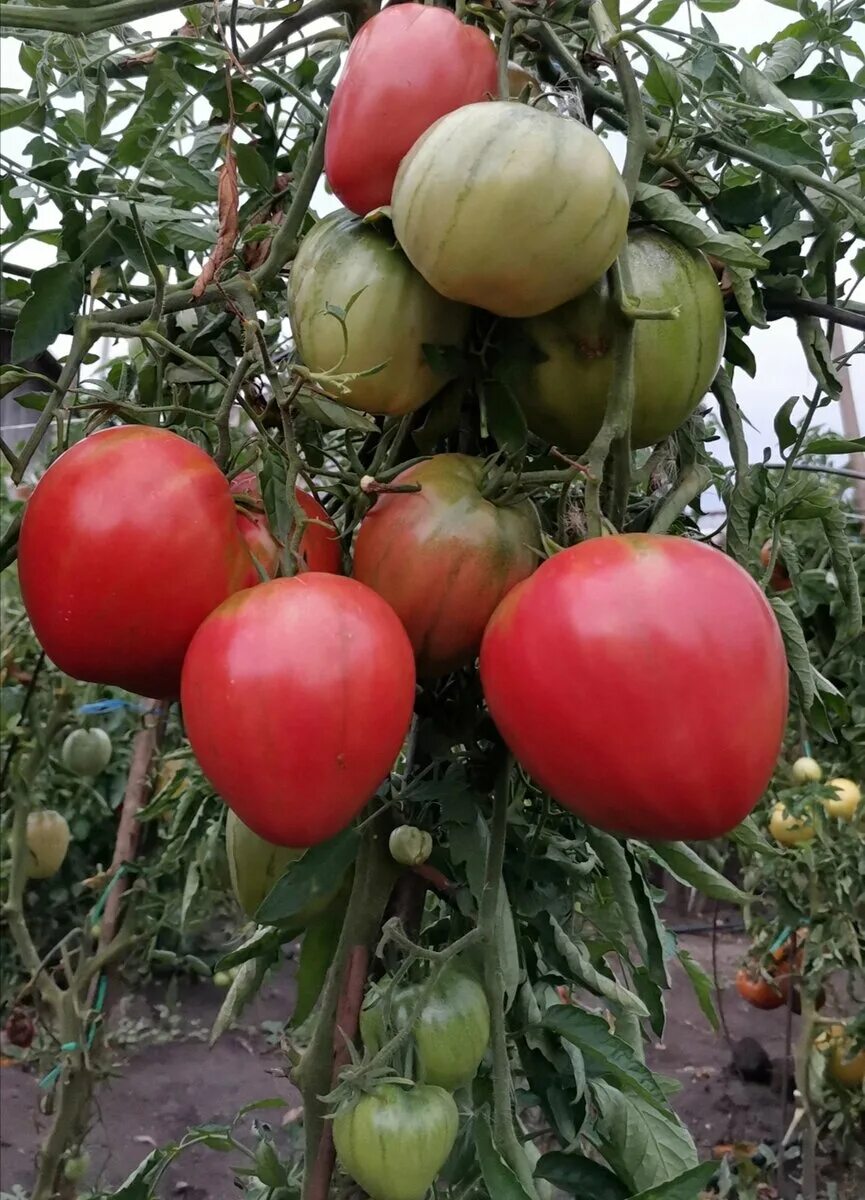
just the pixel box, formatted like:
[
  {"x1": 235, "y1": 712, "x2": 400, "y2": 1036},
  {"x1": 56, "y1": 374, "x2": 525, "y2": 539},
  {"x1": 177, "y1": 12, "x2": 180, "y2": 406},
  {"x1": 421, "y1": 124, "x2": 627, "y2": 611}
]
[
  {"x1": 507, "y1": 227, "x2": 726, "y2": 451},
  {"x1": 391, "y1": 102, "x2": 628, "y2": 318},
  {"x1": 361, "y1": 969, "x2": 490, "y2": 1091},
  {"x1": 333, "y1": 1084, "x2": 458, "y2": 1200},
  {"x1": 287, "y1": 210, "x2": 471, "y2": 416}
]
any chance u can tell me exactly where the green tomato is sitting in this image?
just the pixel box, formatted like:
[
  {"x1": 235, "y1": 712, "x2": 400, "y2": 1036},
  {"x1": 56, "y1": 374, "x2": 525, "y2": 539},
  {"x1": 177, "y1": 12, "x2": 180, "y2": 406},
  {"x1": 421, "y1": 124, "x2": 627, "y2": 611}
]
[
  {"x1": 25, "y1": 810, "x2": 71, "y2": 879},
  {"x1": 388, "y1": 825, "x2": 433, "y2": 867},
  {"x1": 63, "y1": 1151, "x2": 90, "y2": 1182},
  {"x1": 61, "y1": 727, "x2": 113, "y2": 777},
  {"x1": 213, "y1": 970, "x2": 232, "y2": 988},
  {"x1": 333, "y1": 1084, "x2": 458, "y2": 1200},
  {"x1": 361, "y1": 969, "x2": 490, "y2": 1092}
]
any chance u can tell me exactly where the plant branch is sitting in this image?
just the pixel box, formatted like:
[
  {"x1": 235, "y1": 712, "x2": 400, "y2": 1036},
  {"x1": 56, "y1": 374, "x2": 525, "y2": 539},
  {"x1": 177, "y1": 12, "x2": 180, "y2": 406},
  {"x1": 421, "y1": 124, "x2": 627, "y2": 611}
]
[
  {"x1": 648, "y1": 463, "x2": 713, "y2": 533},
  {"x1": 239, "y1": 0, "x2": 349, "y2": 66},
  {"x1": 254, "y1": 117, "x2": 327, "y2": 287},
  {"x1": 0, "y1": 0, "x2": 206, "y2": 34},
  {"x1": 766, "y1": 296, "x2": 865, "y2": 334}
]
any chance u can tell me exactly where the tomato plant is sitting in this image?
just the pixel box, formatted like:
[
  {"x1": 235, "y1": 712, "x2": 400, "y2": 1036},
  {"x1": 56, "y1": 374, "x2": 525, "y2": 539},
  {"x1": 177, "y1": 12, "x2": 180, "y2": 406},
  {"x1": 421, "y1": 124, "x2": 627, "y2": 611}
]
[
  {"x1": 325, "y1": 3, "x2": 497, "y2": 217},
  {"x1": 481, "y1": 535, "x2": 789, "y2": 840},
  {"x1": 181, "y1": 575, "x2": 416, "y2": 846},
  {"x1": 353, "y1": 454, "x2": 541, "y2": 675},
  {"x1": 230, "y1": 470, "x2": 342, "y2": 576},
  {"x1": 18, "y1": 427, "x2": 256, "y2": 698}
]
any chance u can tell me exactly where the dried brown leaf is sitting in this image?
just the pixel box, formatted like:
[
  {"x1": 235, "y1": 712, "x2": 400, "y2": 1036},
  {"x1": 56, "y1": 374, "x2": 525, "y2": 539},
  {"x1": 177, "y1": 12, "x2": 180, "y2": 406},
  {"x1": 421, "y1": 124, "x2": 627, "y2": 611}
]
[{"x1": 192, "y1": 148, "x2": 239, "y2": 299}]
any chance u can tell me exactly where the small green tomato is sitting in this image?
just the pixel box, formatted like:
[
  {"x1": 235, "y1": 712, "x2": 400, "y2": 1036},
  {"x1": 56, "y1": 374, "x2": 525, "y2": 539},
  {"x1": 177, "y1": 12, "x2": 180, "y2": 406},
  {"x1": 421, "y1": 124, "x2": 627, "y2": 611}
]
[
  {"x1": 791, "y1": 756, "x2": 822, "y2": 785},
  {"x1": 389, "y1": 825, "x2": 433, "y2": 867}
]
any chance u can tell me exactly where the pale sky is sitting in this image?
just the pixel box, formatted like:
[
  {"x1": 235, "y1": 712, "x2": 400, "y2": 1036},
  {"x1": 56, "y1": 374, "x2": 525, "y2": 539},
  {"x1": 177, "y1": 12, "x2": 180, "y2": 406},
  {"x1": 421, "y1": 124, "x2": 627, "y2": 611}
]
[{"x1": 1, "y1": 1, "x2": 861, "y2": 468}]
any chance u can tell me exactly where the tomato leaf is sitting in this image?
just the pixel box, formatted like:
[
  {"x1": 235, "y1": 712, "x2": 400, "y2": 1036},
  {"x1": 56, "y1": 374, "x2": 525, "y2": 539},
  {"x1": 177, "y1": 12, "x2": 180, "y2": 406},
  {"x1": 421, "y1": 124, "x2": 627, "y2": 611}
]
[
  {"x1": 585, "y1": 831, "x2": 649, "y2": 967},
  {"x1": 643, "y1": 841, "x2": 750, "y2": 904},
  {"x1": 675, "y1": 948, "x2": 719, "y2": 1032},
  {"x1": 739, "y1": 61, "x2": 801, "y2": 116},
  {"x1": 541, "y1": 1006, "x2": 670, "y2": 1113},
  {"x1": 644, "y1": 55, "x2": 683, "y2": 108},
  {"x1": 10, "y1": 261, "x2": 84, "y2": 363},
  {"x1": 256, "y1": 826, "x2": 359, "y2": 926},
  {"x1": 769, "y1": 594, "x2": 817, "y2": 710},
  {"x1": 534, "y1": 1149, "x2": 628, "y2": 1198},
  {"x1": 774, "y1": 395, "x2": 800, "y2": 453},
  {"x1": 547, "y1": 915, "x2": 650, "y2": 1017},
  {"x1": 795, "y1": 315, "x2": 841, "y2": 396},
  {"x1": 294, "y1": 389, "x2": 378, "y2": 432},
  {"x1": 646, "y1": 0, "x2": 683, "y2": 23},
  {"x1": 214, "y1": 924, "x2": 283, "y2": 974},
  {"x1": 590, "y1": 1079, "x2": 699, "y2": 1193},
  {"x1": 474, "y1": 1108, "x2": 535, "y2": 1200},
  {"x1": 210, "y1": 958, "x2": 266, "y2": 1045},
  {"x1": 290, "y1": 897, "x2": 348, "y2": 1028},
  {"x1": 0, "y1": 93, "x2": 39, "y2": 132},
  {"x1": 633, "y1": 184, "x2": 768, "y2": 273},
  {"x1": 629, "y1": 1160, "x2": 716, "y2": 1198},
  {"x1": 805, "y1": 435, "x2": 865, "y2": 454}
]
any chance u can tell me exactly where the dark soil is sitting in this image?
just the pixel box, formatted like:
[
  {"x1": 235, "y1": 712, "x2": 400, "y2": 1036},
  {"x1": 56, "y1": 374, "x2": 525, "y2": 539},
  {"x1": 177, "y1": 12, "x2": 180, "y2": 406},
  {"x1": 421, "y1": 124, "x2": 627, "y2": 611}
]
[{"x1": 1, "y1": 931, "x2": 861, "y2": 1197}]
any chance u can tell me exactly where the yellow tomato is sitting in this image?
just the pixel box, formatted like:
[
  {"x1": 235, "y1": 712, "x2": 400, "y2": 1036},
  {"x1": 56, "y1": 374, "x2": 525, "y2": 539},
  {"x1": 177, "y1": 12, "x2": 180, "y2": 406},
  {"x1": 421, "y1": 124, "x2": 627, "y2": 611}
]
[
  {"x1": 769, "y1": 802, "x2": 814, "y2": 847},
  {"x1": 791, "y1": 756, "x2": 822, "y2": 785},
  {"x1": 823, "y1": 778, "x2": 861, "y2": 822},
  {"x1": 816, "y1": 1024, "x2": 865, "y2": 1088}
]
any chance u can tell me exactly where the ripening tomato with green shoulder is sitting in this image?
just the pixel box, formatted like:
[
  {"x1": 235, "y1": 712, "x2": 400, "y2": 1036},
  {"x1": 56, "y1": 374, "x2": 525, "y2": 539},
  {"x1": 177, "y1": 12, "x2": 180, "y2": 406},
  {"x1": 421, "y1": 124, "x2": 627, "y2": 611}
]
[
  {"x1": 353, "y1": 455, "x2": 541, "y2": 676},
  {"x1": 817, "y1": 1023, "x2": 865, "y2": 1088},
  {"x1": 506, "y1": 228, "x2": 726, "y2": 452},
  {"x1": 480, "y1": 535, "x2": 788, "y2": 840},
  {"x1": 181, "y1": 575, "x2": 416, "y2": 847},
  {"x1": 333, "y1": 1083, "x2": 459, "y2": 1200},
  {"x1": 361, "y1": 969, "x2": 490, "y2": 1092},
  {"x1": 230, "y1": 470, "x2": 342, "y2": 576},
  {"x1": 288, "y1": 211, "x2": 471, "y2": 417},
  {"x1": 324, "y1": 3, "x2": 497, "y2": 216},
  {"x1": 18, "y1": 427, "x2": 256, "y2": 698}
]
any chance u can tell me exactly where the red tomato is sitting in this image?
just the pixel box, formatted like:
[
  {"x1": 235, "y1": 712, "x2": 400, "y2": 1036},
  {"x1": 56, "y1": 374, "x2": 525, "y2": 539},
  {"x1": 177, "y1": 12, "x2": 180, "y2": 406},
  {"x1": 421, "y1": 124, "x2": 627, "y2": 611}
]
[
  {"x1": 759, "y1": 539, "x2": 792, "y2": 592},
  {"x1": 325, "y1": 5, "x2": 497, "y2": 216},
  {"x1": 19, "y1": 427, "x2": 255, "y2": 698},
  {"x1": 180, "y1": 575, "x2": 416, "y2": 846},
  {"x1": 352, "y1": 455, "x2": 540, "y2": 676},
  {"x1": 735, "y1": 965, "x2": 789, "y2": 1011},
  {"x1": 230, "y1": 470, "x2": 342, "y2": 577},
  {"x1": 480, "y1": 535, "x2": 788, "y2": 840}
]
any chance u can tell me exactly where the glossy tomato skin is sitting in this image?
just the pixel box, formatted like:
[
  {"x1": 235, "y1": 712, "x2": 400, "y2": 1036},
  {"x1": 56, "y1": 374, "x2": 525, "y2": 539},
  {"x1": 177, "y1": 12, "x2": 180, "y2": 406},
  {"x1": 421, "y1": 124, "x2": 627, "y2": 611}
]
[
  {"x1": 333, "y1": 1083, "x2": 458, "y2": 1200},
  {"x1": 353, "y1": 455, "x2": 540, "y2": 676},
  {"x1": 735, "y1": 964, "x2": 790, "y2": 1010},
  {"x1": 230, "y1": 470, "x2": 341, "y2": 576},
  {"x1": 181, "y1": 575, "x2": 416, "y2": 847},
  {"x1": 480, "y1": 535, "x2": 788, "y2": 841},
  {"x1": 19, "y1": 427, "x2": 256, "y2": 698},
  {"x1": 325, "y1": 4, "x2": 497, "y2": 217}
]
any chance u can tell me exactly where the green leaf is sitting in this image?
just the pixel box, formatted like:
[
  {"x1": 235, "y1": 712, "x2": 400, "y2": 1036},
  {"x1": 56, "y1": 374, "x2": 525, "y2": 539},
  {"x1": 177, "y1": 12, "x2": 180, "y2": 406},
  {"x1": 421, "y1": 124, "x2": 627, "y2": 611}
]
[
  {"x1": 739, "y1": 62, "x2": 801, "y2": 115},
  {"x1": 214, "y1": 924, "x2": 282, "y2": 974},
  {"x1": 290, "y1": 898, "x2": 347, "y2": 1028},
  {"x1": 696, "y1": 0, "x2": 738, "y2": 9},
  {"x1": 747, "y1": 125, "x2": 825, "y2": 172},
  {"x1": 676, "y1": 948, "x2": 719, "y2": 1032},
  {"x1": 294, "y1": 390, "x2": 378, "y2": 432},
  {"x1": 179, "y1": 860, "x2": 200, "y2": 932},
  {"x1": 795, "y1": 316, "x2": 840, "y2": 396},
  {"x1": 782, "y1": 63, "x2": 864, "y2": 104},
  {"x1": 774, "y1": 395, "x2": 799, "y2": 453},
  {"x1": 590, "y1": 1080, "x2": 699, "y2": 1194},
  {"x1": 541, "y1": 1006, "x2": 670, "y2": 1113},
  {"x1": 474, "y1": 1109, "x2": 535, "y2": 1200},
  {"x1": 585, "y1": 831, "x2": 649, "y2": 966},
  {"x1": 548, "y1": 916, "x2": 649, "y2": 1017},
  {"x1": 210, "y1": 957, "x2": 266, "y2": 1045},
  {"x1": 724, "y1": 330, "x2": 757, "y2": 378},
  {"x1": 235, "y1": 141, "x2": 275, "y2": 192},
  {"x1": 534, "y1": 1150, "x2": 628, "y2": 1199},
  {"x1": 729, "y1": 816, "x2": 780, "y2": 857},
  {"x1": 769, "y1": 594, "x2": 816, "y2": 709},
  {"x1": 85, "y1": 67, "x2": 108, "y2": 145},
  {"x1": 805, "y1": 435, "x2": 865, "y2": 454},
  {"x1": 644, "y1": 842, "x2": 750, "y2": 904},
  {"x1": 484, "y1": 379, "x2": 528, "y2": 455},
  {"x1": 10, "y1": 261, "x2": 83, "y2": 363},
  {"x1": 256, "y1": 827, "x2": 359, "y2": 925},
  {"x1": 634, "y1": 185, "x2": 768, "y2": 272},
  {"x1": 725, "y1": 465, "x2": 768, "y2": 563},
  {"x1": 761, "y1": 38, "x2": 807, "y2": 83},
  {"x1": 644, "y1": 55, "x2": 683, "y2": 108},
  {"x1": 0, "y1": 94, "x2": 39, "y2": 132},
  {"x1": 647, "y1": 0, "x2": 683, "y2": 20},
  {"x1": 629, "y1": 1161, "x2": 716, "y2": 1198}
]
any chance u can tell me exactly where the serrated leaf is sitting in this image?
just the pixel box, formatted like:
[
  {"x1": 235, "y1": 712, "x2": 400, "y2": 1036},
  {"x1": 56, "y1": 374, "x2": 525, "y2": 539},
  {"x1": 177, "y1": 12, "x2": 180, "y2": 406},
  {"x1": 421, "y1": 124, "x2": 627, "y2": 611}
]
[
  {"x1": 590, "y1": 1079, "x2": 698, "y2": 1194},
  {"x1": 634, "y1": 184, "x2": 768, "y2": 272},
  {"x1": 726, "y1": 264, "x2": 768, "y2": 328},
  {"x1": 534, "y1": 1150, "x2": 628, "y2": 1199},
  {"x1": 774, "y1": 395, "x2": 799, "y2": 453},
  {"x1": 644, "y1": 842, "x2": 750, "y2": 904},
  {"x1": 739, "y1": 61, "x2": 801, "y2": 115},
  {"x1": 86, "y1": 68, "x2": 108, "y2": 145},
  {"x1": 725, "y1": 465, "x2": 768, "y2": 563},
  {"x1": 676, "y1": 948, "x2": 719, "y2": 1032},
  {"x1": 795, "y1": 317, "x2": 840, "y2": 396},
  {"x1": 629, "y1": 1161, "x2": 716, "y2": 1198},
  {"x1": 549, "y1": 915, "x2": 649, "y2": 1017},
  {"x1": 256, "y1": 827, "x2": 359, "y2": 925},
  {"x1": 729, "y1": 816, "x2": 780, "y2": 857},
  {"x1": 585, "y1": 831, "x2": 649, "y2": 966},
  {"x1": 769, "y1": 594, "x2": 816, "y2": 709},
  {"x1": 541, "y1": 1006, "x2": 670, "y2": 1113},
  {"x1": 10, "y1": 261, "x2": 83, "y2": 362},
  {"x1": 747, "y1": 125, "x2": 825, "y2": 172},
  {"x1": 475, "y1": 1108, "x2": 535, "y2": 1200},
  {"x1": 179, "y1": 860, "x2": 200, "y2": 932},
  {"x1": 290, "y1": 898, "x2": 347, "y2": 1028},
  {"x1": 782, "y1": 63, "x2": 864, "y2": 104}
]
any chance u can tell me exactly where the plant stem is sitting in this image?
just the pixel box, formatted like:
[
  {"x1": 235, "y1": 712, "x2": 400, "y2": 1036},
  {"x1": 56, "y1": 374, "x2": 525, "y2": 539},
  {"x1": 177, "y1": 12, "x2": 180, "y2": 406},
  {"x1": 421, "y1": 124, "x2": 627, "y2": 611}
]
[
  {"x1": 215, "y1": 351, "x2": 255, "y2": 468},
  {"x1": 0, "y1": 0, "x2": 206, "y2": 34},
  {"x1": 498, "y1": 17, "x2": 515, "y2": 101},
  {"x1": 255, "y1": 117, "x2": 327, "y2": 287},
  {"x1": 648, "y1": 463, "x2": 713, "y2": 533}
]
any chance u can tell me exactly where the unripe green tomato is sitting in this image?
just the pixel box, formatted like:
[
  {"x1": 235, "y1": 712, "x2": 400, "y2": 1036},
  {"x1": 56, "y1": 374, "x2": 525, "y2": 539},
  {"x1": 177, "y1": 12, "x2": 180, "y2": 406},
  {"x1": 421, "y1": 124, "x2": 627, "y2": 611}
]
[
  {"x1": 25, "y1": 810, "x2": 71, "y2": 879},
  {"x1": 225, "y1": 809, "x2": 304, "y2": 919},
  {"x1": 61, "y1": 727, "x2": 112, "y2": 777},
  {"x1": 791, "y1": 756, "x2": 822, "y2": 785},
  {"x1": 389, "y1": 825, "x2": 433, "y2": 867},
  {"x1": 90, "y1": 921, "x2": 102, "y2": 941},
  {"x1": 63, "y1": 1151, "x2": 90, "y2": 1182},
  {"x1": 213, "y1": 970, "x2": 232, "y2": 988}
]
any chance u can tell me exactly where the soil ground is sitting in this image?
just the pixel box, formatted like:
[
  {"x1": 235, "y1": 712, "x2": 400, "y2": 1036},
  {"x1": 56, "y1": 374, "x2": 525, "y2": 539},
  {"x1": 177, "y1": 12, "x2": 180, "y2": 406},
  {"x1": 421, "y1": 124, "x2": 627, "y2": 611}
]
[{"x1": 1, "y1": 930, "x2": 861, "y2": 1198}]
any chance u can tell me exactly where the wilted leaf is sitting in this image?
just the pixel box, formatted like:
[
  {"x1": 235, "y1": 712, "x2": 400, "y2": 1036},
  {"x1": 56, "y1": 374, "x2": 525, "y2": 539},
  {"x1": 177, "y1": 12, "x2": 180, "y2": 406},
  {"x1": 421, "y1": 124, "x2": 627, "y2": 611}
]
[{"x1": 192, "y1": 146, "x2": 239, "y2": 299}]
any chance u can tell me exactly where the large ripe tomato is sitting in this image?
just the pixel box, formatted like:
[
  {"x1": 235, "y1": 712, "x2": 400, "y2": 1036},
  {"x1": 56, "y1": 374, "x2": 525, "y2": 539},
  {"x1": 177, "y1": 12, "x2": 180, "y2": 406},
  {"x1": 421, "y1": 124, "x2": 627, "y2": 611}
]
[
  {"x1": 18, "y1": 427, "x2": 256, "y2": 698},
  {"x1": 735, "y1": 961, "x2": 794, "y2": 1011},
  {"x1": 288, "y1": 210, "x2": 470, "y2": 416},
  {"x1": 391, "y1": 102, "x2": 628, "y2": 318},
  {"x1": 480, "y1": 535, "x2": 788, "y2": 840},
  {"x1": 361, "y1": 969, "x2": 490, "y2": 1092},
  {"x1": 325, "y1": 4, "x2": 497, "y2": 217},
  {"x1": 230, "y1": 470, "x2": 341, "y2": 576},
  {"x1": 352, "y1": 455, "x2": 541, "y2": 676},
  {"x1": 508, "y1": 227, "x2": 726, "y2": 451},
  {"x1": 181, "y1": 575, "x2": 416, "y2": 847},
  {"x1": 333, "y1": 1083, "x2": 458, "y2": 1200}
]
